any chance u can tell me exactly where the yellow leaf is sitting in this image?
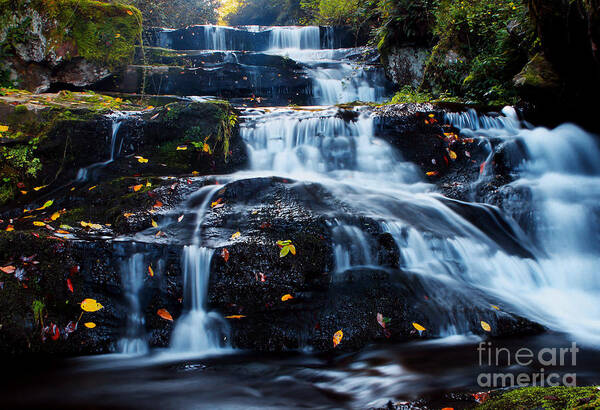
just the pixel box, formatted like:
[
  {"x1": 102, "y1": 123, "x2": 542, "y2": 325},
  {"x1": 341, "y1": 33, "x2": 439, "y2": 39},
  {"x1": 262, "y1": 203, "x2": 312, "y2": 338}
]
[
  {"x1": 0, "y1": 125, "x2": 8, "y2": 132},
  {"x1": 6, "y1": 225, "x2": 14, "y2": 232},
  {"x1": 132, "y1": 184, "x2": 143, "y2": 192},
  {"x1": 148, "y1": 265, "x2": 154, "y2": 277},
  {"x1": 123, "y1": 213, "x2": 134, "y2": 218},
  {"x1": 333, "y1": 330, "x2": 343, "y2": 347},
  {"x1": 33, "y1": 221, "x2": 46, "y2": 227},
  {"x1": 491, "y1": 305, "x2": 500, "y2": 310},
  {"x1": 33, "y1": 185, "x2": 48, "y2": 191},
  {"x1": 81, "y1": 298, "x2": 104, "y2": 312},
  {"x1": 288, "y1": 244, "x2": 296, "y2": 255},
  {"x1": 146, "y1": 181, "x2": 152, "y2": 187},
  {"x1": 481, "y1": 321, "x2": 491, "y2": 332},
  {"x1": 448, "y1": 150, "x2": 457, "y2": 160},
  {"x1": 20, "y1": 190, "x2": 28, "y2": 195},
  {"x1": 152, "y1": 220, "x2": 158, "y2": 228},
  {"x1": 157, "y1": 308, "x2": 173, "y2": 321},
  {"x1": 137, "y1": 157, "x2": 149, "y2": 163},
  {"x1": 80, "y1": 221, "x2": 90, "y2": 227},
  {"x1": 50, "y1": 212, "x2": 61, "y2": 221},
  {"x1": 56, "y1": 230, "x2": 70, "y2": 234},
  {"x1": 84, "y1": 322, "x2": 96, "y2": 329},
  {"x1": 192, "y1": 171, "x2": 200, "y2": 176},
  {"x1": 231, "y1": 231, "x2": 241, "y2": 239},
  {"x1": 225, "y1": 315, "x2": 246, "y2": 319},
  {"x1": 89, "y1": 185, "x2": 97, "y2": 191},
  {"x1": 36, "y1": 200, "x2": 54, "y2": 210},
  {"x1": 115, "y1": 98, "x2": 123, "y2": 103},
  {"x1": 177, "y1": 146, "x2": 188, "y2": 151},
  {"x1": 281, "y1": 294, "x2": 294, "y2": 302},
  {"x1": 412, "y1": 322, "x2": 426, "y2": 332},
  {"x1": 145, "y1": 106, "x2": 154, "y2": 110},
  {"x1": 426, "y1": 171, "x2": 439, "y2": 176},
  {"x1": 115, "y1": 33, "x2": 121, "y2": 38}
]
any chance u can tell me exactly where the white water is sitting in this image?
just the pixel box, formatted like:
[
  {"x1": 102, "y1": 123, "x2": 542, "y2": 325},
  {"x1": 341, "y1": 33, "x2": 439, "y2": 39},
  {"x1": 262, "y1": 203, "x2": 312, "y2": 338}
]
[
  {"x1": 239, "y1": 103, "x2": 600, "y2": 344},
  {"x1": 118, "y1": 253, "x2": 149, "y2": 355},
  {"x1": 76, "y1": 112, "x2": 128, "y2": 182},
  {"x1": 170, "y1": 185, "x2": 229, "y2": 353}
]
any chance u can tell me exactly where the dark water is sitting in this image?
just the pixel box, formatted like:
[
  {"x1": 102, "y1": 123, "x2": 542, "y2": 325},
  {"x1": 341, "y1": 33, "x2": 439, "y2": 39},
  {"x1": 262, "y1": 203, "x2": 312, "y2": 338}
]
[{"x1": 1, "y1": 334, "x2": 598, "y2": 409}]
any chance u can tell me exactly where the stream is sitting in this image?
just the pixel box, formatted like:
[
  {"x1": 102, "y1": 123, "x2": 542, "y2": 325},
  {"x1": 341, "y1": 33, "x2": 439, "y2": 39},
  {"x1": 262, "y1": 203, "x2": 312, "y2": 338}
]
[{"x1": 2, "y1": 25, "x2": 600, "y2": 409}]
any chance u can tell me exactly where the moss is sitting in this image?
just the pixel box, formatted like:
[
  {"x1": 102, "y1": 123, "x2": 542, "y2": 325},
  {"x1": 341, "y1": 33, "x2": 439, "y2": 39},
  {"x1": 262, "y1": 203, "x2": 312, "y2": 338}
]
[
  {"x1": 1, "y1": 0, "x2": 142, "y2": 69},
  {"x1": 13, "y1": 104, "x2": 28, "y2": 114},
  {"x1": 478, "y1": 386, "x2": 600, "y2": 409}
]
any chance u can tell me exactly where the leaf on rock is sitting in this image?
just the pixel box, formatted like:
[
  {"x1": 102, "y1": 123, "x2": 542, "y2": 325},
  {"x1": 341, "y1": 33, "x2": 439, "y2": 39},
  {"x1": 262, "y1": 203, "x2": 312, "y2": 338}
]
[
  {"x1": 67, "y1": 278, "x2": 74, "y2": 293},
  {"x1": 1, "y1": 266, "x2": 16, "y2": 274},
  {"x1": 148, "y1": 266, "x2": 154, "y2": 277},
  {"x1": 157, "y1": 309, "x2": 173, "y2": 321},
  {"x1": 50, "y1": 212, "x2": 61, "y2": 221},
  {"x1": 491, "y1": 305, "x2": 500, "y2": 310},
  {"x1": 152, "y1": 220, "x2": 158, "y2": 228},
  {"x1": 221, "y1": 248, "x2": 230, "y2": 262},
  {"x1": 333, "y1": 330, "x2": 343, "y2": 348},
  {"x1": 36, "y1": 200, "x2": 54, "y2": 210},
  {"x1": 426, "y1": 171, "x2": 438, "y2": 176},
  {"x1": 412, "y1": 322, "x2": 426, "y2": 332},
  {"x1": 448, "y1": 150, "x2": 457, "y2": 160},
  {"x1": 132, "y1": 184, "x2": 143, "y2": 192},
  {"x1": 225, "y1": 315, "x2": 246, "y2": 319},
  {"x1": 177, "y1": 146, "x2": 188, "y2": 151},
  {"x1": 481, "y1": 321, "x2": 491, "y2": 332},
  {"x1": 80, "y1": 298, "x2": 103, "y2": 312},
  {"x1": 6, "y1": 225, "x2": 14, "y2": 232},
  {"x1": 231, "y1": 231, "x2": 241, "y2": 240},
  {"x1": 84, "y1": 322, "x2": 96, "y2": 329},
  {"x1": 33, "y1": 221, "x2": 46, "y2": 227},
  {"x1": 281, "y1": 294, "x2": 294, "y2": 302}
]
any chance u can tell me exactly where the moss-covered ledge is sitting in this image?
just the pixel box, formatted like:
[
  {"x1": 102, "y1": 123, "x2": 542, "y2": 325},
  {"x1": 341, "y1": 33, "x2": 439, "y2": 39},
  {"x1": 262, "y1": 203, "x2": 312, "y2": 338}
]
[{"x1": 0, "y1": 0, "x2": 142, "y2": 91}]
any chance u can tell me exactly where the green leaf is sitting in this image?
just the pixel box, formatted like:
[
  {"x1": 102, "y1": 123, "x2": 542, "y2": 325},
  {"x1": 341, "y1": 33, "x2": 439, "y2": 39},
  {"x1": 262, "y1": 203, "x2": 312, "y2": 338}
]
[{"x1": 280, "y1": 246, "x2": 290, "y2": 258}]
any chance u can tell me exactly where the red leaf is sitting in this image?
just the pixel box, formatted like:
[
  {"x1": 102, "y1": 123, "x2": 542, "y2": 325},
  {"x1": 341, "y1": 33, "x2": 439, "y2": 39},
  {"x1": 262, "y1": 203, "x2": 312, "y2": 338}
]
[
  {"x1": 70, "y1": 265, "x2": 80, "y2": 275},
  {"x1": 67, "y1": 278, "x2": 74, "y2": 293},
  {"x1": 221, "y1": 248, "x2": 230, "y2": 262},
  {"x1": 157, "y1": 308, "x2": 173, "y2": 321},
  {"x1": 0, "y1": 265, "x2": 16, "y2": 274},
  {"x1": 479, "y1": 162, "x2": 486, "y2": 175}
]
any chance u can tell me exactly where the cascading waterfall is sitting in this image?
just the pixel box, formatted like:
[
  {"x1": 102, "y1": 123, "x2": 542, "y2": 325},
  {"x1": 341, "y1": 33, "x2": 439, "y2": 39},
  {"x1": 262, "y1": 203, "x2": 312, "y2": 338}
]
[
  {"x1": 118, "y1": 252, "x2": 149, "y2": 355},
  {"x1": 170, "y1": 185, "x2": 229, "y2": 353},
  {"x1": 76, "y1": 112, "x2": 128, "y2": 182},
  {"x1": 269, "y1": 26, "x2": 321, "y2": 50}
]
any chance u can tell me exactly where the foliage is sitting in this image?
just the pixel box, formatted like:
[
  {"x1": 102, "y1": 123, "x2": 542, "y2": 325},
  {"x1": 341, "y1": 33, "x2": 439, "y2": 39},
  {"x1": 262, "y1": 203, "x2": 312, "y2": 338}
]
[
  {"x1": 301, "y1": 0, "x2": 379, "y2": 39},
  {"x1": 32, "y1": 299, "x2": 45, "y2": 327},
  {"x1": 375, "y1": 0, "x2": 438, "y2": 52},
  {"x1": 125, "y1": 0, "x2": 219, "y2": 28},
  {"x1": 478, "y1": 386, "x2": 600, "y2": 410},
  {"x1": 421, "y1": 0, "x2": 534, "y2": 104},
  {"x1": 222, "y1": 0, "x2": 305, "y2": 25}
]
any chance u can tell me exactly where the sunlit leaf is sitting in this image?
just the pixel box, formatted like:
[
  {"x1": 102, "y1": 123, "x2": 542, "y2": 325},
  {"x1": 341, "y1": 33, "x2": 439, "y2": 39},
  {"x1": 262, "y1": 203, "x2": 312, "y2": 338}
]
[
  {"x1": 177, "y1": 145, "x2": 188, "y2": 151},
  {"x1": 412, "y1": 322, "x2": 426, "y2": 332},
  {"x1": 152, "y1": 220, "x2": 158, "y2": 228},
  {"x1": 33, "y1": 185, "x2": 48, "y2": 191},
  {"x1": 157, "y1": 308, "x2": 173, "y2": 321},
  {"x1": 126, "y1": 10, "x2": 133, "y2": 15},
  {"x1": 333, "y1": 330, "x2": 343, "y2": 348},
  {"x1": 137, "y1": 156, "x2": 149, "y2": 163},
  {"x1": 448, "y1": 150, "x2": 457, "y2": 160},
  {"x1": 33, "y1": 221, "x2": 46, "y2": 227},
  {"x1": 148, "y1": 266, "x2": 154, "y2": 277},
  {"x1": 124, "y1": 213, "x2": 134, "y2": 218},
  {"x1": 80, "y1": 298, "x2": 104, "y2": 312},
  {"x1": 50, "y1": 212, "x2": 61, "y2": 221},
  {"x1": 231, "y1": 231, "x2": 241, "y2": 239},
  {"x1": 281, "y1": 294, "x2": 294, "y2": 302},
  {"x1": 481, "y1": 321, "x2": 491, "y2": 332},
  {"x1": 153, "y1": 201, "x2": 163, "y2": 208},
  {"x1": 36, "y1": 200, "x2": 54, "y2": 210},
  {"x1": 84, "y1": 322, "x2": 96, "y2": 329},
  {"x1": 288, "y1": 244, "x2": 296, "y2": 255},
  {"x1": 280, "y1": 246, "x2": 290, "y2": 257}
]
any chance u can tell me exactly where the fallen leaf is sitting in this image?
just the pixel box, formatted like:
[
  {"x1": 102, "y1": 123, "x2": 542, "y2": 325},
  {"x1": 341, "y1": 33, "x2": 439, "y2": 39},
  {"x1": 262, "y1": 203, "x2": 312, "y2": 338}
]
[
  {"x1": 481, "y1": 321, "x2": 491, "y2": 332},
  {"x1": 426, "y1": 171, "x2": 439, "y2": 176},
  {"x1": 50, "y1": 212, "x2": 61, "y2": 221},
  {"x1": 84, "y1": 322, "x2": 96, "y2": 329},
  {"x1": 177, "y1": 215, "x2": 184, "y2": 223},
  {"x1": 333, "y1": 330, "x2": 343, "y2": 348},
  {"x1": 36, "y1": 200, "x2": 54, "y2": 210},
  {"x1": 33, "y1": 185, "x2": 48, "y2": 191},
  {"x1": 148, "y1": 266, "x2": 154, "y2": 277},
  {"x1": 211, "y1": 198, "x2": 224, "y2": 208},
  {"x1": 152, "y1": 220, "x2": 158, "y2": 228},
  {"x1": 67, "y1": 278, "x2": 74, "y2": 293},
  {"x1": 56, "y1": 230, "x2": 70, "y2": 234},
  {"x1": 6, "y1": 225, "x2": 14, "y2": 232},
  {"x1": 157, "y1": 309, "x2": 173, "y2": 321},
  {"x1": 132, "y1": 184, "x2": 143, "y2": 192},
  {"x1": 281, "y1": 294, "x2": 294, "y2": 302},
  {"x1": 412, "y1": 322, "x2": 426, "y2": 332},
  {"x1": 176, "y1": 146, "x2": 188, "y2": 151},
  {"x1": 221, "y1": 248, "x2": 230, "y2": 262},
  {"x1": 80, "y1": 298, "x2": 103, "y2": 312},
  {"x1": 1, "y1": 266, "x2": 16, "y2": 274},
  {"x1": 124, "y1": 213, "x2": 134, "y2": 218},
  {"x1": 225, "y1": 315, "x2": 246, "y2": 319},
  {"x1": 88, "y1": 185, "x2": 97, "y2": 191},
  {"x1": 479, "y1": 162, "x2": 486, "y2": 175},
  {"x1": 0, "y1": 125, "x2": 8, "y2": 132},
  {"x1": 145, "y1": 106, "x2": 154, "y2": 111},
  {"x1": 33, "y1": 221, "x2": 46, "y2": 227},
  {"x1": 137, "y1": 157, "x2": 149, "y2": 164},
  {"x1": 448, "y1": 150, "x2": 457, "y2": 160},
  {"x1": 491, "y1": 305, "x2": 500, "y2": 310},
  {"x1": 126, "y1": 9, "x2": 133, "y2": 15},
  {"x1": 231, "y1": 231, "x2": 241, "y2": 239},
  {"x1": 473, "y1": 392, "x2": 490, "y2": 404},
  {"x1": 153, "y1": 201, "x2": 163, "y2": 208}
]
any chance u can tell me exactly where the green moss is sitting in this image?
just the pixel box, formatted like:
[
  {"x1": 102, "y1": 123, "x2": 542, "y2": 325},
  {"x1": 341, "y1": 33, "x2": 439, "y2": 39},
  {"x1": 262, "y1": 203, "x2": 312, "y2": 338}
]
[
  {"x1": 478, "y1": 386, "x2": 600, "y2": 409},
  {"x1": 1, "y1": 0, "x2": 142, "y2": 69},
  {"x1": 13, "y1": 104, "x2": 28, "y2": 114}
]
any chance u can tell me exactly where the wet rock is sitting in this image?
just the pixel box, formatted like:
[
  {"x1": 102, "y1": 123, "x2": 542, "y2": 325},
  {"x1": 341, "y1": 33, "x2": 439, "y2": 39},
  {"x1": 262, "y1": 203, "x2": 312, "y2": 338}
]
[{"x1": 381, "y1": 47, "x2": 429, "y2": 88}]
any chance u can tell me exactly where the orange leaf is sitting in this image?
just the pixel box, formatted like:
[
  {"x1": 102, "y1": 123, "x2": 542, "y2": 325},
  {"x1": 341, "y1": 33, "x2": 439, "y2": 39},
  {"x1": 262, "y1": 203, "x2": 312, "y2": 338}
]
[
  {"x1": 1, "y1": 265, "x2": 16, "y2": 274},
  {"x1": 333, "y1": 330, "x2": 343, "y2": 348},
  {"x1": 281, "y1": 294, "x2": 294, "y2": 302},
  {"x1": 225, "y1": 315, "x2": 246, "y2": 319},
  {"x1": 479, "y1": 162, "x2": 486, "y2": 175},
  {"x1": 6, "y1": 225, "x2": 14, "y2": 232},
  {"x1": 221, "y1": 248, "x2": 230, "y2": 262},
  {"x1": 132, "y1": 184, "x2": 143, "y2": 192},
  {"x1": 153, "y1": 201, "x2": 163, "y2": 208},
  {"x1": 157, "y1": 309, "x2": 173, "y2": 321},
  {"x1": 127, "y1": 10, "x2": 133, "y2": 15},
  {"x1": 426, "y1": 171, "x2": 438, "y2": 176},
  {"x1": 148, "y1": 266, "x2": 154, "y2": 277}
]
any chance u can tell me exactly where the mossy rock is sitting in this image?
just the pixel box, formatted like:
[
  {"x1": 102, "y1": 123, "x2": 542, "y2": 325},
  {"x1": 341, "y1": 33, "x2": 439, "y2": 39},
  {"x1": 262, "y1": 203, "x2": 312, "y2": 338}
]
[
  {"x1": 514, "y1": 53, "x2": 561, "y2": 95},
  {"x1": 478, "y1": 386, "x2": 600, "y2": 409}
]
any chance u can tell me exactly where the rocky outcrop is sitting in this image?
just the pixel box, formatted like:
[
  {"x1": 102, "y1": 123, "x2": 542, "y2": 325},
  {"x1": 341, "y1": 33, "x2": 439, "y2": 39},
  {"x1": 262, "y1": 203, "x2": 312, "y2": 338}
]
[
  {"x1": 0, "y1": 0, "x2": 142, "y2": 92},
  {"x1": 381, "y1": 47, "x2": 429, "y2": 88}
]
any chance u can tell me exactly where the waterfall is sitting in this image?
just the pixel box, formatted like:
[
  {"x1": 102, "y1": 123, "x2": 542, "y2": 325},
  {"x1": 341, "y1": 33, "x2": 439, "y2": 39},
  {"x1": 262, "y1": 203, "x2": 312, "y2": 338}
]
[
  {"x1": 118, "y1": 252, "x2": 149, "y2": 355},
  {"x1": 169, "y1": 185, "x2": 229, "y2": 353},
  {"x1": 269, "y1": 26, "x2": 321, "y2": 50},
  {"x1": 76, "y1": 112, "x2": 128, "y2": 182}
]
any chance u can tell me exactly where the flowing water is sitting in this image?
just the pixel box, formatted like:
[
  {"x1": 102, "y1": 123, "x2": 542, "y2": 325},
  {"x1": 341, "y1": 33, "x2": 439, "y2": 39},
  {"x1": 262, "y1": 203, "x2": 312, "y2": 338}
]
[{"x1": 6, "y1": 25, "x2": 600, "y2": 408}]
